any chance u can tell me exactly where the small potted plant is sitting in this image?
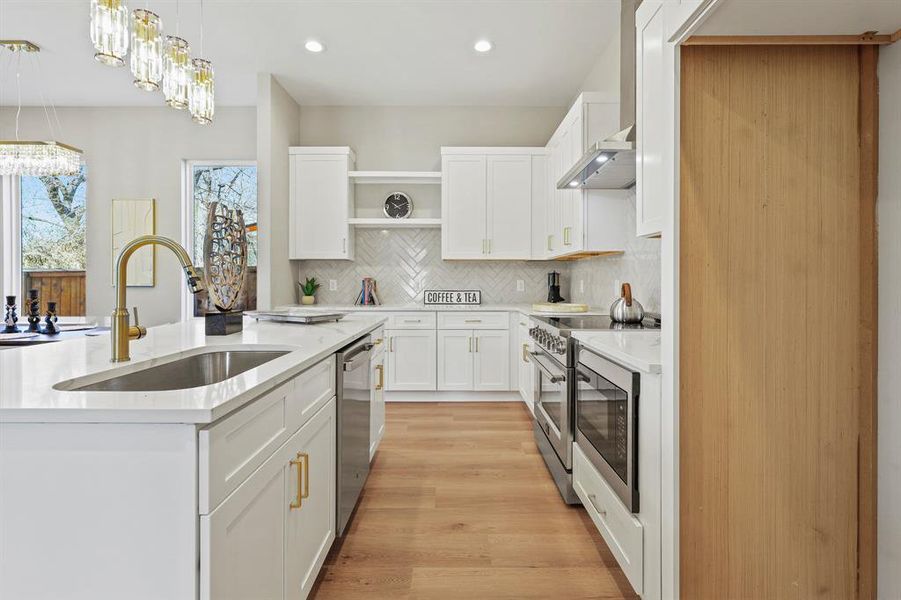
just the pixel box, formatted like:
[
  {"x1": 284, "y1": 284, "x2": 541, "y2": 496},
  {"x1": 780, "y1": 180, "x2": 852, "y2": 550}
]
[{"x1": 300, "y1": 277, "x2": 320, "y2": 305}]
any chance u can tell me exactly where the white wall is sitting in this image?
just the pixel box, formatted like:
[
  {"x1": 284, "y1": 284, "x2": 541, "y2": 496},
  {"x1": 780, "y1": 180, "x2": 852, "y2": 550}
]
[
  {"x1": 297, "y1": 105, "x2": 566, "y2": 171},
  {"x1": 877, "y1": 41, "x2": 901, "y2": 600},
  {"x1": 0, "y1": 106, "x2": 256, "y2": 326},
  {"x1": 256, "y1": 74, "x2": 301, "y2": 309}
]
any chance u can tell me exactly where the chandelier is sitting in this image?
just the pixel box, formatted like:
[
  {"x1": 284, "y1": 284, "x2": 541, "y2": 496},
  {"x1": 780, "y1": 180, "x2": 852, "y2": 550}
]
[
  {"x1": 0, "y1": 41, "x2": 83, "y2": 177},
  {"x1": 89, "y1": 0, "x2": 214, "y2": 124}
]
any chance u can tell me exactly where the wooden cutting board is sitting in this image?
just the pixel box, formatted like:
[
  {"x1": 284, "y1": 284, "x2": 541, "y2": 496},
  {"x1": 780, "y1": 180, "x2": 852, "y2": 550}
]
[{"x1": 530, "y1": 302, "x2": 590, "y2": 313}]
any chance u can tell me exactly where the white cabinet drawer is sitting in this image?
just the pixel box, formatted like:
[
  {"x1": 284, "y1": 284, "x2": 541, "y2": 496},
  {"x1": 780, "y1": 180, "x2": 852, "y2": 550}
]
[
  {"x1": 199, "y1": 356, "x2": 336, "y2": 514},
  {"x1": 438, "y1": 311, "x2": 509, "y2": 330},
  {"x1": 385, "y1": 312, "x2": 437, "y2": 329},
  {"x1": 573, "y1": 443, "x2": 643, "y2": 595}
]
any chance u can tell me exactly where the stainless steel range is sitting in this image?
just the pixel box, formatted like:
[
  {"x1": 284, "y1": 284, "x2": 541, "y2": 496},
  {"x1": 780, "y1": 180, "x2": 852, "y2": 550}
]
[{"x1": 528, "y1": 314, "x2": 659, "y2": 504}]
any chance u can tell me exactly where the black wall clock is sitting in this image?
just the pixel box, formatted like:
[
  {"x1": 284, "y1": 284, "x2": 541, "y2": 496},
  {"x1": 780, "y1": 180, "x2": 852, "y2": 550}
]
[{"x1": 383, "y1": 191, "x2": 413, "y2": 219}]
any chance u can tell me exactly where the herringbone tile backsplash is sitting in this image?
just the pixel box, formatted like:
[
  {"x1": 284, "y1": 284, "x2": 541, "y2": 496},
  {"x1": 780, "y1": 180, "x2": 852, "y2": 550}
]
[
  {"x1": 295, "y1": 194, "x2": 661, "y2": 308},
  {"x1": 296, "y1": 229, "x2": 560, "y2": 305}
]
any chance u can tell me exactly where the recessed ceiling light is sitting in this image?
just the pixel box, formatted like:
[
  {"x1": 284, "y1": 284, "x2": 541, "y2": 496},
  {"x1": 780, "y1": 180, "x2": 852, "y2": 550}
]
[
  {"x1": 305, "y1": 40, "x2": 325, "y2": 53},
  {"x1": 568, "y1": 181, "x2": 580, "y2": 188},
  {"x1": 596, "y1": 154, "x2": 609, "y2": 163},
  {"x1": 474, "y1": 40, "x2": 493, "y2": 53}
]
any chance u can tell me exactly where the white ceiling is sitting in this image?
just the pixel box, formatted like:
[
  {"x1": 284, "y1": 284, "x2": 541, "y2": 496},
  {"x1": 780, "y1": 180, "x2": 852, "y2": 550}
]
[
  {"x1": 695, "y1": 0, "x2": 901, "y2": 36},
  {"x1": 0, "y1": 0, "x2": 622, "y2": 108}
]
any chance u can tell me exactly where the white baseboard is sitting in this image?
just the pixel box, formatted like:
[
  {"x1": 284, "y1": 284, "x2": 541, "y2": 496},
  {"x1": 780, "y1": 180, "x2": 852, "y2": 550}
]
[{"x1": 385, "y1": 391, "x2": 523, "y2": 403}]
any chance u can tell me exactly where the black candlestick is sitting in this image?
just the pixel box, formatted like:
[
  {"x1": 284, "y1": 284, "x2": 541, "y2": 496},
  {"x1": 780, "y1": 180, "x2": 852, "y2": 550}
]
[
  {"x1": 27, "y1": 289, "x2": 40, "y2": 333},
  {"x1": 3, "y1": 295, "x2": 19, "y2": 333},
  {"x1": 42, "y1": 301, "x2": 59, "y2": 335}
]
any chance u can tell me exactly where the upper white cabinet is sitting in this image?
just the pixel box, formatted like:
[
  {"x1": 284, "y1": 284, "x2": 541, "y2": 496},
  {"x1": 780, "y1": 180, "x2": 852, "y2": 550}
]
[
  {"x1": 289, "y1": 147, "x2": 355, "y2": 260},
  {"x1": 442, "y1": 148, "x2": 544, "y2": 260},
  {"x1": 544, "y1": 93, "x2": 628, "y2": 259},
  {"x1": 636, "y1": 1, "x2": 667, "y2": 237}
]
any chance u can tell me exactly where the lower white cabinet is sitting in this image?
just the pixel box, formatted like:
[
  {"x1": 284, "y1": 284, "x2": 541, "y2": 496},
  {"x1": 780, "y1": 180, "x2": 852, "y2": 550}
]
[
  {"x1": 437, "y1": 329, "x2": 510, "y2": 391},
  {"x1": 201, "y1": 399, "x2": 336, "y2": 600},
  {"x1": 386, "y1": 329, "x2": 437, "y2": 391},
  {"x1": 370, "y1": 340, "x2": 386, "y2": 460}
]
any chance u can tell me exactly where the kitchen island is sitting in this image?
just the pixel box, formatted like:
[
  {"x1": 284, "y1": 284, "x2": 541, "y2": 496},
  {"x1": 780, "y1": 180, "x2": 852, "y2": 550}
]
[{"x1": 0, "y1": 314, "x2": 386, "y2": 600}]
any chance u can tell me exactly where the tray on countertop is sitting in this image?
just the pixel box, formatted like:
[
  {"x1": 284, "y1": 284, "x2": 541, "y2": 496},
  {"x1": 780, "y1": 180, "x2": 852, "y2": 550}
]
[{"x1": 245, "y1": 310, "x2": 347, "y2": 324}]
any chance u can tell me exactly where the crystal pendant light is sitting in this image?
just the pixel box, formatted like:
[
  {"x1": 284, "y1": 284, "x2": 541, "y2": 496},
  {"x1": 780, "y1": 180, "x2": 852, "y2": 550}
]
[
  {"x1": 0, "y1": 41, "x2": 83, "y2": 176},
  {"x1": 189, "y1": 58, "x2": 214, "y2": 124},
  {"x1": 163, "y1": 36, "x2": 191, "y2": 109},
  {"x1": 90, "y1": 0, "x2": 129, "y2": 66},
  {"x1": 188, "y1": 0, "x2": 214, "y2": 124},
  {"x1": 129, "y1": 8, "x2": 163, "y2": 91}
]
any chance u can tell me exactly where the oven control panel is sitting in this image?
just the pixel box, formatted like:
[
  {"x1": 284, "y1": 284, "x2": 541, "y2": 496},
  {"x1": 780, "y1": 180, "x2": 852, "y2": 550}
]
[{"x1": 528, "y1": 326, "x2": 566, "y2": 355}]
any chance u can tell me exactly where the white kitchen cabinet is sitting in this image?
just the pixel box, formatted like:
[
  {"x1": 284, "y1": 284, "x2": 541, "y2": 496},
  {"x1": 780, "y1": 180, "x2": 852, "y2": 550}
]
[
  {"x1": 289, "y1": 147, "x2": 355, "y2": 260},
  {"x1": 544, "y1": 93, "x2": 628, "y2": 258},
  {"x1": 442, "y1": 148, "x2": 543, "y2": 260},
  {"x1": 386, "y1": 329, "x2": 437, "y2": 391},
  {"x1": 201, "y1": 399, "x2": 336, "y2": 600},
  {"x1": 473, "y1": 329, "x2": 511, "y2": 391},
  {"x1": 436, "y1": 328, "x2": 510, "y2": 391},
  {"x1": 284, "y1": 400, "x2": 336, "y2": 600},
  {"x1": 437, "y1": 330, "x2": 476, "y2": 391},
  {"x1": 441, "y1": 154, "x2": 487, "y2": 259},
  {"x1": 636, "y1": 0, "x2": 667, "y2": 237},
  {"x1": 486, "y1": 155, "x2": 532, "y2": 258},
  {"x1": 370, "y1": 329, "x2": 386, "y2": 461}
]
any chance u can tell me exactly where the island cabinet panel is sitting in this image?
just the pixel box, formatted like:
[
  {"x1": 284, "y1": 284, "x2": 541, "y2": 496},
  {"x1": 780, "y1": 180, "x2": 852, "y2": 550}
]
[{"x1": 201, "y1": 398, "x2": 337, "y2": 600}]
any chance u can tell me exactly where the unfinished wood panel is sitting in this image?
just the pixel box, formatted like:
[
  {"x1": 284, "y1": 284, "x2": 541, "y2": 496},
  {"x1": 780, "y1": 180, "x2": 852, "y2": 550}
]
[
  {"x1": 680, "y1": 45, "x2": 875, "y2": 599},
  {"x1": 310, "y1": 403, "x2": 638, "y2": 599}
]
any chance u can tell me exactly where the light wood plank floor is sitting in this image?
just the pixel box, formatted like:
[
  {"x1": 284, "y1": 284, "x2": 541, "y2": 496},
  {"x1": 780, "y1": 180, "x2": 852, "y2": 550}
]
[{"x1": 311, "y1": 402, "x2": 639, "y2": 599}]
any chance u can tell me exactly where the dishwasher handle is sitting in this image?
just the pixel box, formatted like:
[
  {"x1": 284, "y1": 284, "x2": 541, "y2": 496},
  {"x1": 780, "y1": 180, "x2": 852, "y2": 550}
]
[{"x1": 342, "y1": 341, "x2": 374, "y2": 372}]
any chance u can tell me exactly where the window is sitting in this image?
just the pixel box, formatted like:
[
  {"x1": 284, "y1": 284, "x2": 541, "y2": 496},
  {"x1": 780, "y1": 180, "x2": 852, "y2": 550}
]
[
  {"x1": 183, "y1": 161, "x2": 257, "y2": 318},
  {"x1": 0, "y1": 167, "x2": 88, "y2": 317}
]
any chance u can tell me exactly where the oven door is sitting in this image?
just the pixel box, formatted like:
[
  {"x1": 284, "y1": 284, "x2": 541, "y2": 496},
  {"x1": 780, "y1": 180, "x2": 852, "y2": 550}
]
[
  {"x1": 575, "y1": 346, "x2": 640, "y2": 512},
  {"x1": 530, "y1": 347, "x2": 572, "y2": 468}
]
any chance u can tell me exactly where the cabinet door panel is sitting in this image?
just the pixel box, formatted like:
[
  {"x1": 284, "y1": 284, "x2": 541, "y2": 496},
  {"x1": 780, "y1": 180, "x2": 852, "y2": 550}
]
[
  {"x1": 442, "y1": 155, "x2": 487, "y2": 259},
  {"x1": 386, "y1": 330, "x2": 437, "y2": 391},
  {"x1": 201, "y1": 447, "x2": 286, "y2": 600},
  {"x1": 285, "y1": 400, "x2": 336, "y2": 600},
  {"x1": 438, "y1": 330, "x2": 475, "y2": 390},
  {"x1": 474, "y1": 330, "x2": 511, "y2": 391},
  {"x1": 291, "y1": 155, "x2": 351, "y2": 259},
  {"x1": 486, "y1": 155, "x2": 532, "y2": 259},
  {"x1": 636, "y1": 0, "x2": 667, "y2": 237}
]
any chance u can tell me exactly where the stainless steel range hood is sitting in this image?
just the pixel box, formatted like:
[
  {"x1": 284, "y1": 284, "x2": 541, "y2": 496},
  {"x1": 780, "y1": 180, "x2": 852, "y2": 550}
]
[
  {"x1": 557, "y1": 0, "x2": 638, "y2": 191},
  {"x1": 557, "y1": 125, "x2": 635, "y2": 190}
]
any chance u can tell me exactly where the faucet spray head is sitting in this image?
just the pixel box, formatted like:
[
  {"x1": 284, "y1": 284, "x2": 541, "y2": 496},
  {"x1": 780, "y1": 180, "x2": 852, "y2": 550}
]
[{"x1": 184, "y1": 265, "x2": 205, "y2": 294}]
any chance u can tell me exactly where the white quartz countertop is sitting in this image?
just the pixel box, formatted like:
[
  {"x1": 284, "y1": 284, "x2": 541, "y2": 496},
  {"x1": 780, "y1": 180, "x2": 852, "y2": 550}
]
[
  {"x1": 280, "y1": 303, "x2": 609, "y2": 317},
  {"x1": 0, "y1": 314, "x2": 386, "y2": 424},
  {"x1": 572, "y1": 330, "x2": 662, "y2": 374}
]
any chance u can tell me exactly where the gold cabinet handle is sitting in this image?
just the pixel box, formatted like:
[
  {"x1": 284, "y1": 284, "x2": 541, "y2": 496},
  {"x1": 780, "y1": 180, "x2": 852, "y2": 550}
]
[
  {"x1": 389, "y1": 336, "x2": 394, "y2": 352},
  {"x1": 563, "y1": 227, "x2": 572, "y2": 246},
  {"x1": 522, "y1": 343, "x2": 529, "y2": 363},
  {"x1": 464, "y1": 319, "x2": 482, "y2": 323},
  {"x1": 475, "y1": 337, "x2": 480, "y2": 353},
  {"x1": 468, "y1": 337, "x2": 472, "y2": 353},
  {"x1": 487, "y1": 239, "x2": 491, "y2": 254},
  {"x1": 289, "y1": 452, "x2": 309, "y2": 510},
  {"x1": 375, "y1": 364, "x2": 384, "y2": 390},
  {"x1": 374, "y1": 338, "x2": 383, "y2": 345}
]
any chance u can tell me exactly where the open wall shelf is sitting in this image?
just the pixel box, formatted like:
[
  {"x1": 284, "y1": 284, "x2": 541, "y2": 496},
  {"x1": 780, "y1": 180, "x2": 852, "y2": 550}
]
[
  {"x1": 348, "y1": 217, "x2": 442, "y2": 228},
  {"x1": 349, "y1": 171, "x2": 442, "y2": 185}
]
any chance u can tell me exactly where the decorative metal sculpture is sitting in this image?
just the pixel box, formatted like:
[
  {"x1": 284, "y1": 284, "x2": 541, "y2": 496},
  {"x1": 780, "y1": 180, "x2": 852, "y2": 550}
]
[
  {"x1": 202, "y1": 201, "x2": 248, "y2": 335},
  {"x1": 3, "y1": 296, "x2": 19, "y2": 333},
  {"x1": 27, "y1": 289, "x2": 41, "y2": 332}
]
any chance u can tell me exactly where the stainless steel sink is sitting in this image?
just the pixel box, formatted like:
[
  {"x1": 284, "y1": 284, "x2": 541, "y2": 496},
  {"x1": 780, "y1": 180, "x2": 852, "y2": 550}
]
[{"x1": 64, "y1": 350, "x2": 290, "y2": 392}]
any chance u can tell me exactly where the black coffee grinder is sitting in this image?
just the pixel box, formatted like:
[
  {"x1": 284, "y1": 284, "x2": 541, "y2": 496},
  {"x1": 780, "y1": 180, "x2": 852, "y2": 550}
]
[{"x1": 547, "y1": 271, "x2": 565, "y2": 303}]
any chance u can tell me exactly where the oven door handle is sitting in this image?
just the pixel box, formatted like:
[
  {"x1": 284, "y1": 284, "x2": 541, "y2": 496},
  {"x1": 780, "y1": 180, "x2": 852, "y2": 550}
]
[{"x1": 528, "y1": 351, "x2": 567, "y2": 384}]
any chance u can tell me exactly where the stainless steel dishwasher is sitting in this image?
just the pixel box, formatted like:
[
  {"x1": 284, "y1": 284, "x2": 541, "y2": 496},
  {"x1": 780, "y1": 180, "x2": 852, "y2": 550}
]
[{"x1": 336, "y1": 335, "x2": 373, "y2": 536}]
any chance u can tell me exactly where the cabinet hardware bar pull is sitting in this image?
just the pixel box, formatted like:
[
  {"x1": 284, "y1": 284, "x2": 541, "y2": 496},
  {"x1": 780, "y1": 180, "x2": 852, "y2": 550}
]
[
  {"x1": 374, "y1": 338, "x2": 383, "y2": 345},
  {"x1": 468, "y1": 337, "x2": 472, "y2": 353},
  {"x1": 342, "y1": 238, "x2": 346, "y2": 253},
  {"x1": 289, "y1": 452, "x2": 305, "y2": 510},
  {"x1": 547, "y1": 235, "x2": 552, "y2": 252},
  {"x1": 487, "y1": 239, "x2": 491, "y2": 254},
  {"x1": 522, "y1": 343, "x2": 529, "y2": 362},
  {"x1": 301, "y1": 452, "x2": 310, "y2": 501},
  {"x1": 375, "y1": 364, "x2": 384, "y2": 390},
  {"x1": 389, "y1": 337, "x2": 394, "y2": 352},
  {"x1": 475, "y1": 337, "x2": 480, "y2": 352},
  {"x1": 586, "y1": 493, "x2": 606, "y2": 518},
  {"x1": 464, "y1": 319, "x2": 481, "y2": 323}
]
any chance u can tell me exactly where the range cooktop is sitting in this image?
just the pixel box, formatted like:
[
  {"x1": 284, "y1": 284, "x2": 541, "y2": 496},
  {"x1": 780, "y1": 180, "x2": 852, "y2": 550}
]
[{"x1": 532, "y1": 314, "x2": 661, "y2": 334}]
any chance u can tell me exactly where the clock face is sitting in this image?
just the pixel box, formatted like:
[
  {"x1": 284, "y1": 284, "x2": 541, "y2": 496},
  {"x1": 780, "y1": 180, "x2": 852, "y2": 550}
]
[{"x1": 384, "y1": 192, "x2": 413, "y2": 219}]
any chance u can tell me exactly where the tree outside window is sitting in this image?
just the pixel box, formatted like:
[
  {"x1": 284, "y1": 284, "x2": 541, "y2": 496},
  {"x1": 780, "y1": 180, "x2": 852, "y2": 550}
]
[{"x1": 20, "y1": 167, "x2": 87, "y2": 316}]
